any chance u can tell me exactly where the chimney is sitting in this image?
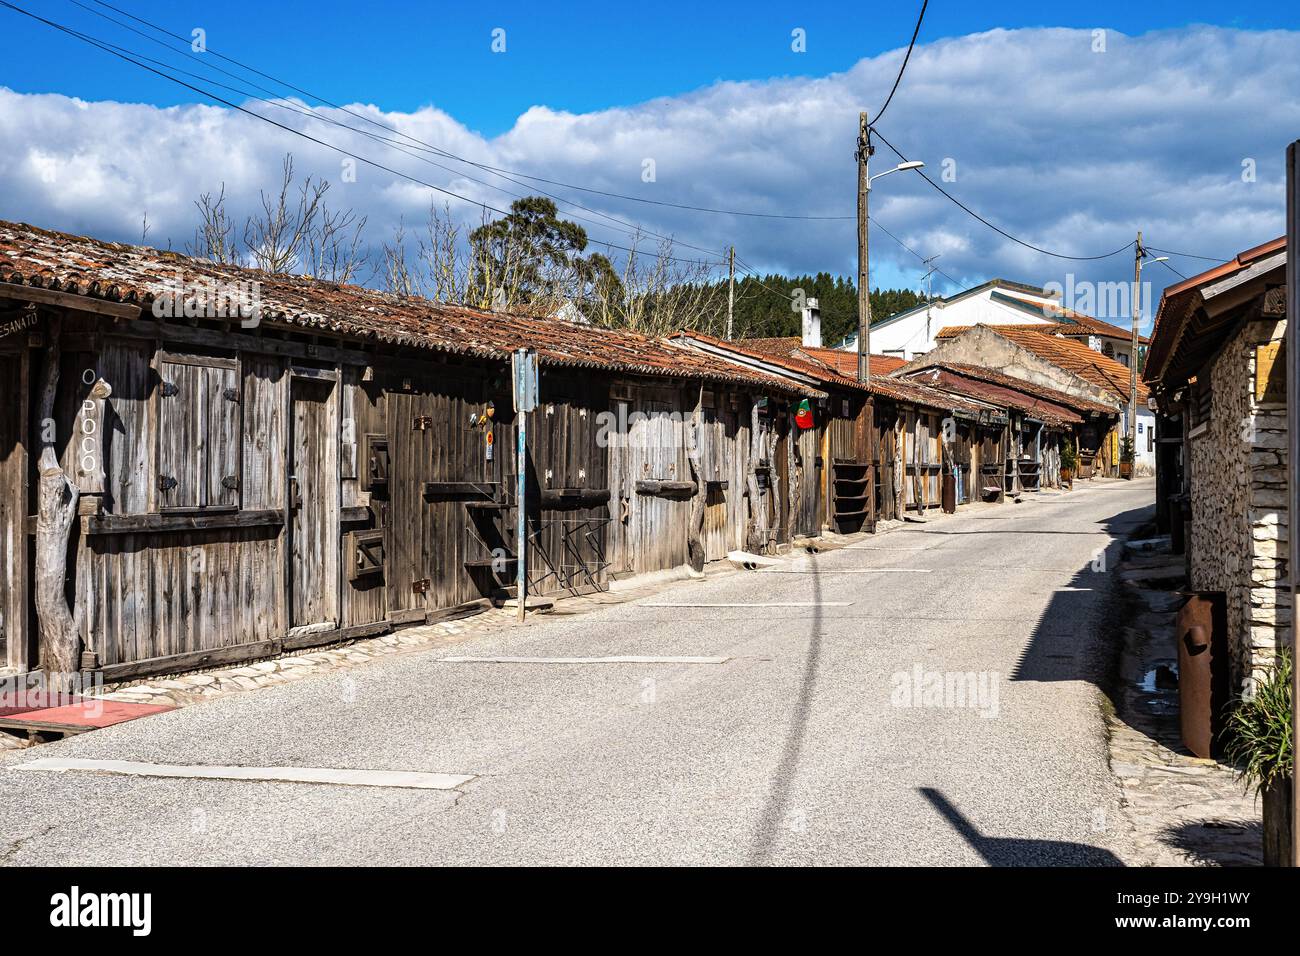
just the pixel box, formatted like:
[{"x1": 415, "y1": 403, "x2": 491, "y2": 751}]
[{"x1": 801, "y1": 297, "x2": 822, "y2": 349}]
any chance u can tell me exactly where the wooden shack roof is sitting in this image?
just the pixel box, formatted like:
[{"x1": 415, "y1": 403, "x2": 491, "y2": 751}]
[
  {"x1": 673, "y1": 331, "x2": 997, "y2": 419},
  {"x1": 0, "y1": 220, "x2": 806, "y2": 396},
  {"x1": 900, "y1": 363, "x2": 1115, "y2": 428},
  {"x1": 1144, "y1": 236, "x2": 1286, "y2": 388}
]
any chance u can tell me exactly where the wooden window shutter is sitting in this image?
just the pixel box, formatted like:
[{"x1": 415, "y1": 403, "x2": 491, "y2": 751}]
[
  {"x1": 158, "y1": 360, "x2": 203, "y2": 510},
  {"x1": 206, "y1": 365, "x2": 241, "y2": 508},
  {"x1": 158, "y1": 356, "x2": 242, "y2": 511}
]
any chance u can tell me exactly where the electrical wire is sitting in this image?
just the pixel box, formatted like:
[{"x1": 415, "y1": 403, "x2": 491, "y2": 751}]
[
  {"x1": 868, "y1": 126, "x2": 1137, "y2": 262},
  {"x1": 4, "y1": 0, "x2": 742, "y2": 272},
  {"x1": 1146, "y1": 245, "x2": 1230, "y2": 264},
  {"x1": 82, "y1": 0, "x2": 855, "y2": 223},
  {"x1": 870, "y1": 0, "x2": 928, "y2": 126}
]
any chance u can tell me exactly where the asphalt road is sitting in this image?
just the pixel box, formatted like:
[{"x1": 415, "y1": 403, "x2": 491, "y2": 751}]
[{"x1": 0, "y1": 479, "x2": 1155, "y2": 866}]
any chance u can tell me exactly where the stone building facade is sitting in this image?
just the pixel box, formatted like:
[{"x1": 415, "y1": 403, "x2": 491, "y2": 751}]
[{"x1": 1186, "y1": 314, "x2": 1291, "y2": 692}]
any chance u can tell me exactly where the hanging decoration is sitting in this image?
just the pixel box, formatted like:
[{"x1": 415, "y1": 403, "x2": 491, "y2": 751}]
[{"x1": 795, "y1": 398, "x2": 815, "y2": 430}]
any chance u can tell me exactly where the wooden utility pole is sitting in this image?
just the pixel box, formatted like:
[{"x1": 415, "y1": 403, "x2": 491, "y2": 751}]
[
  {"x1": 1129, "y1": 231, "x2": 1144, "y2": 442},
  {"x1": 856, "y1": 112, "x2": 873, "y2": 384},
  {"x1": 726, "y1": 245, "x2": 736, "y2": 339}
]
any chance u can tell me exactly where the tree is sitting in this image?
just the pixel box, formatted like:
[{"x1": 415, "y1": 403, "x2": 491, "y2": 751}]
[{"x1": 468, "y1": 196, "x2": 620, "y2": 312}]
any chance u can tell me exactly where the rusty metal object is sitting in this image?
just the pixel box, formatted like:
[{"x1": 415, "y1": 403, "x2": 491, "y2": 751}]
[{"x1": 1176, "y1": 591, "x2": 1228, "y2": 758}]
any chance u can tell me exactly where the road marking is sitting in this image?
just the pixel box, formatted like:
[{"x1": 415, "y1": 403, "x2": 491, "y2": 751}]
[
  {"x1": 638, "y1": 601, "x2": 852, "y2": 608},
  {"x1": 11, "y1": 758, "x2": 474, "y2": 790},
  {"x1": 759, "y1": 568, "x2": 932, "y2": 574},
  {"x1": 439, "y1": 655, "x2": 730, "y2": 664}
]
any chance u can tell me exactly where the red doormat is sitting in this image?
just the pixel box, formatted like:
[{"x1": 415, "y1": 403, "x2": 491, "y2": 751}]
[{"x1": 0, "y1": 693, "x2": 173, "y2": 735}]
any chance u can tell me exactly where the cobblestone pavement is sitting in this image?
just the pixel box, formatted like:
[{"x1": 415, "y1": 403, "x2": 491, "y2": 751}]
[{"x1": 1107, "y1": 541, "x2": 1263, "y2": 866}]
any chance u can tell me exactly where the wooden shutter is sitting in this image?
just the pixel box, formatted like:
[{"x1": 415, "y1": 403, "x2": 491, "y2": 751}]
[
  {"x1": 158, "y1": 360, "x2": 203, "y2": 510},
  {"x1": 157, "y1": 355, "x2": 241, "y2": 511},
  {"x1": 206, "y1": 364, "x2": 241, "y2": 508}
]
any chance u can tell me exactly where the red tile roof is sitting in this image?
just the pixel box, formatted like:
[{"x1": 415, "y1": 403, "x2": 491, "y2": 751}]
[
  {"x1": 932, "y1": 323, "x2": 1148, "y2": 403},
  {"x1": 903, "y1": 367, "x2": 1084, "y2": 427},
  {"x1": 0, "y1": 220, "x2": 805, "y2": 395},
  {"x1": 676, "y1": 333, "x2": 993, "y2": 416}
]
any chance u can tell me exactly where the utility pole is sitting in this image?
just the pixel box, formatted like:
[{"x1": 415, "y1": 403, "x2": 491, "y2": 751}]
[
  {"x1": 922, "y1": 254, "x2": 939, "y2": 349},
  {"x1": 856, "y1": 112, "x2": 873, "y2": 383},
  {"x1": 726, "y1": 245, "x2": 736, "y2": 340},
  {"x1": 1129, "y1": 231, "x2": 1144, "y2": 441}
]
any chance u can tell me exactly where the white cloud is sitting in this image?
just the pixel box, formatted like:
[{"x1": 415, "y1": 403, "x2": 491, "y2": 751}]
[{"x1": 1, "y1": 24, "x2": 1296, "y2": 308}]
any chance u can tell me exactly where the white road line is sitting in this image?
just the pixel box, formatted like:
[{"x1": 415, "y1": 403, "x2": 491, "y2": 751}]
[
  {"x1": 758, "y1": 568, "x2": 932, "y2": 574},
  {"x1": 439, "y1": 655, "x2": 730, "y2": 664},
  {"x1": 638, "y1": 601, "x2": 852, "y2": 608},
  {"x1": 11, "y1": 758, "x2": 474, "y2": 790}
]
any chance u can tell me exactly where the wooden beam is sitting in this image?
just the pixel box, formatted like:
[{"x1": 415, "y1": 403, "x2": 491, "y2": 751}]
[
  {"x1": 0, "y1": 282, "x2": 141, "y2": 319},
  {"x1": 82, "y1": 509, "x2": 284, "y2": 535}
]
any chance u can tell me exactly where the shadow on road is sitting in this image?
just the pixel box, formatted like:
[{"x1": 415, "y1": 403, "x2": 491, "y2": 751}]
[
  {"x1": 1010, "y1": 503, "x2": 1154, "y2": 685},
  {"x1": 747, "y1": 546, "x2": 824, "y2": 865},
  {"x1": 920, "y1": 787, "x2": 1122, "y2": 866}
]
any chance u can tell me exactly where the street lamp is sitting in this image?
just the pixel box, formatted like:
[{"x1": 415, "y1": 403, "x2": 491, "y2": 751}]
[
  {"x1": 869, "y1": 160, "x2": 925, "y2": 187},
  {"x1": 856, "y1": 117, "x2": 924, "y2": 384}
]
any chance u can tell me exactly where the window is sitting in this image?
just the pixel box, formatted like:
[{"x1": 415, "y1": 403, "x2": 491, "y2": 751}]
[{"x1": 157, "y1": 353, "x2": 241, "y2": 511}]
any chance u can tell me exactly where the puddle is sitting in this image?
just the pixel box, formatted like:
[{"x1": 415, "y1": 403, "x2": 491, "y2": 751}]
[{"x1": 1139, "y1": 663, "x2": 1179, "y2": 692}]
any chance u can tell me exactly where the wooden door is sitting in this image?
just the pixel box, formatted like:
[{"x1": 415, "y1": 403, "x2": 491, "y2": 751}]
[
  {"x1": 289, "y1": 375, "x2": 340, "y2": 631},
  {"x1": 0, "y1": 350, "x2": 27, "y2": 671}
]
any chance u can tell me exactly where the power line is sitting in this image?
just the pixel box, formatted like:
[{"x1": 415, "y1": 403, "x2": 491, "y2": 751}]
[
  {"x1": 70, "y1": 0, "x2": 964, "y2": 287},
  {"x1": 870, "y1": 0, "x2": 928, "y2": 126},
  {"x1": 1146, "y1": 245, "x2": 1230, "y2": 264},
  {"x1": 64, "y1": 0, "x2": 752, "y2": 267},
  {"x1": 2, "y1": 0, "x2": 731, "y2": 271},
  {"x1": 868, "y1": 126, "x2": 1137, "y2": 262},
  {"x1": 1151, "y1": 257, "x2": 1188, "y2": 281},
  {"x1": 81, "y1": 0, "x2": 856, "y2": 223}
]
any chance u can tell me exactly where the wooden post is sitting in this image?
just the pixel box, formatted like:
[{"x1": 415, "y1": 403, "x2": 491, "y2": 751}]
[
  {"x1": 33, "y1": 314, "x2": 80, "y2": 687},
  {"x1": 856, "y1": 112, "x2": 873, "y2": 384},
  {"x1": 1129, "y1": 231, "x2": 1144, "y2": 441},
  {"x1": 726, "y1": 246, "x2": 736, "y2": 340},
  {"x1": 686, "y1": 386, "x2": 706, "y2": 572}
]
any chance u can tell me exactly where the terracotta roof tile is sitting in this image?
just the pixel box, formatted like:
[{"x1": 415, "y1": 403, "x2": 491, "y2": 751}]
[
  {"x1": 934, "y1": 323, "x2": 1148, "y2": 403},
  {"x1": 0, "y1": 220, "x2": 804, "y2": 395}
]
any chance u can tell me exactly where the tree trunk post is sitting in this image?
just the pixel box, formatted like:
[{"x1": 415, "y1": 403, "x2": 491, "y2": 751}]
[{"x1": 33, "y1": 314, "x2": 81, "y2": 688}]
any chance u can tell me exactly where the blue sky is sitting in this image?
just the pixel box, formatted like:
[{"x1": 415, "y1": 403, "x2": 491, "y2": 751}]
[
  {"x1": 1, "y1": 1, "x2": 1299, "y2": 321},
  {"x1": 3, "y1": 1, "x2": 1296, "y2": 135}
]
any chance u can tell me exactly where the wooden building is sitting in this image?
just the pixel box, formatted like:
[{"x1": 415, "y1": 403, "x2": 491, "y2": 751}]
[
  {"x1": 0, "y1": 221, "x2": 807, "y2": 683},
  {"x1": 898, "y1": 363, "x2": 1118, "y2": 495}
]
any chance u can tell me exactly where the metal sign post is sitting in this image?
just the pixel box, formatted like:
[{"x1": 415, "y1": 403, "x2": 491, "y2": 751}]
[{"x1": 512, "y1": 349, "x2": 538, "y2": 621}]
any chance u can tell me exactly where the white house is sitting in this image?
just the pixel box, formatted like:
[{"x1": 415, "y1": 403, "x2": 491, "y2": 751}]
[{"x1": 841, "y1": 278, "x2": 1148, "y2": 369}]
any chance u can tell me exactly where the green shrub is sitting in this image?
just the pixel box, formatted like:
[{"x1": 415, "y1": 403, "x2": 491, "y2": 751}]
[
  {"x1": 1224, "y1": 650, "x2": 1294, "y2": 795},
  {"x1": 1061, "y1": 437, "x2": 1079, "y2": 472},
  {"x1": 1119, "y1": 435, "x2": 1135, "y2": 464}
]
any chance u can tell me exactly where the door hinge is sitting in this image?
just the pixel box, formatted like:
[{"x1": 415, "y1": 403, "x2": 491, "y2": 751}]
[
  {"x1": 412, "y1": 578, "x2": 431, "y2": 594},
  {"x1": 222, "y1": 387, "x2": 240, "y2": 402},
  {"x1": 158, "y1": 475, "x2": 177, "y2": 492},
  {"x1": 221, "y1": 475, "x2": 240, "y2": 491},
  {"x1": 159, "y1": 381, "x2": 179, "y2": 398},
  {"x1": 413, "y1": 416, "x2": 433, "y2": 431}
]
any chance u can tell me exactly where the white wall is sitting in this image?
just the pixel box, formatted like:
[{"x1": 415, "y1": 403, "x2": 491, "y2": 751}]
[{"x1": 843, "y1": 285, "x2": 1058, "y2": 361}]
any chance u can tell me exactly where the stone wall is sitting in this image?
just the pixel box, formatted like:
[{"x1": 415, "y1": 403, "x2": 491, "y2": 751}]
[{"x1": 1188, "y1": 317, "x2": 1291, "y2": 694}]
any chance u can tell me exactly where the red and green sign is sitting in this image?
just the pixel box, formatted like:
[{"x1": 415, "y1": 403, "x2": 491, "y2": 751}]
[{"x1": 795, "y1": 398, "x2": 814, "y2": 430}]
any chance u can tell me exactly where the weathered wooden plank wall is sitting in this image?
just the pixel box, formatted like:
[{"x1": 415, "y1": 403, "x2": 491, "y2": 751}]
[{"x1": 0, "y1": 346, "x2": 28, "y2": 671}]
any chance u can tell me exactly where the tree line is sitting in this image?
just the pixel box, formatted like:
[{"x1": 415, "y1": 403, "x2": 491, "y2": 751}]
[{"x1": 183, "y1": 153, "x2": 928, "y2": 341}]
